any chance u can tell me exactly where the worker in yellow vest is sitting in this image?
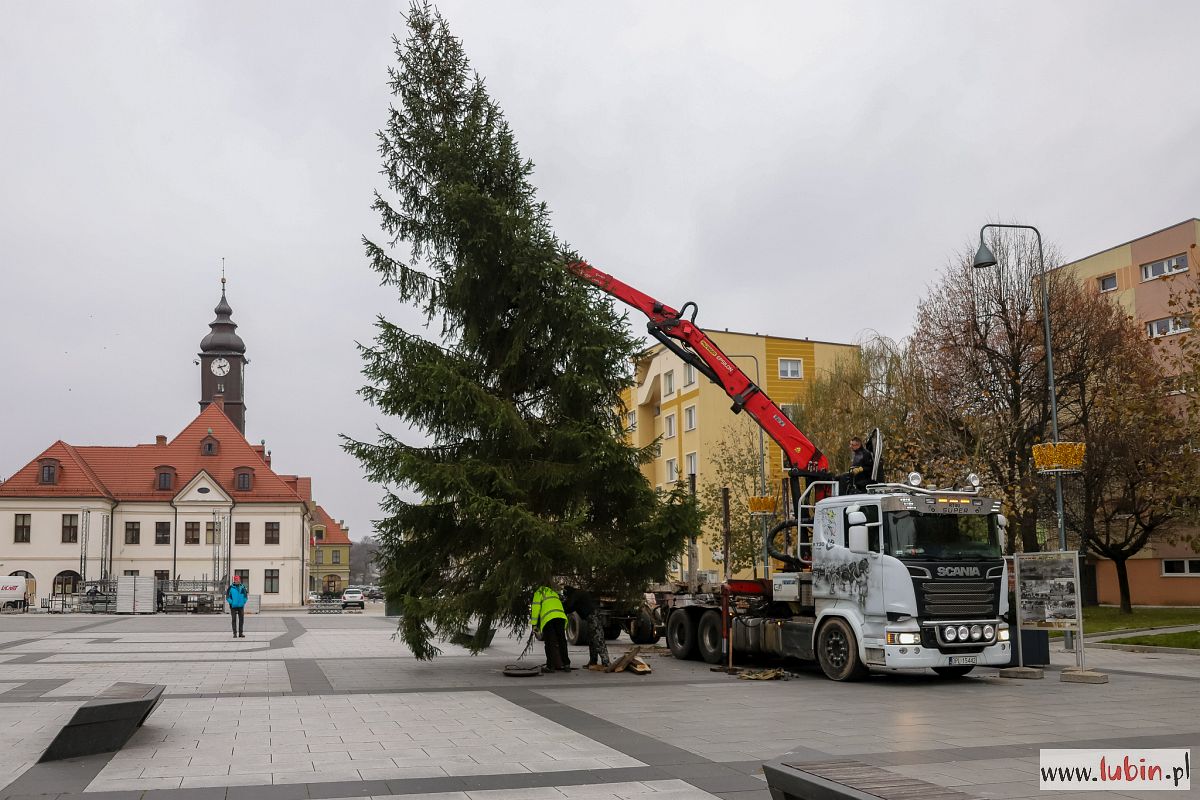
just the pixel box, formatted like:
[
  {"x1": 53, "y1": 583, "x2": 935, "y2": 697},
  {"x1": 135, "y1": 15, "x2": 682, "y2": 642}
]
[{"x1": 531, "y1": 585, "x2": 571, "y2": 672}]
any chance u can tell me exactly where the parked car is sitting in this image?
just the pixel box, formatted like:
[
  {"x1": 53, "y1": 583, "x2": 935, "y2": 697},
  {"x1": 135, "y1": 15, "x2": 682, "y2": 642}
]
[{"x1": 341, "y1": 588, "x2": 365, "y2": 609}]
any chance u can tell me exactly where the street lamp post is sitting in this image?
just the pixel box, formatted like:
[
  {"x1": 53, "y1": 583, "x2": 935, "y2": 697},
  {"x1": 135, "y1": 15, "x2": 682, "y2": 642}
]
[
  {"x1": 973, "y1": 224, "x2": 1071, "y2": 646},
  {"x1": 729, "y1": 354, "x2": 769, "y2": 578}
]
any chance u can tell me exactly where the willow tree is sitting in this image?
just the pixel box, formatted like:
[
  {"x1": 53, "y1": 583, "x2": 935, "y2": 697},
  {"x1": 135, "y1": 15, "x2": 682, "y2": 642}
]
[{"x1": 346, "y1": 3, "x2": 697, "y2": 659}]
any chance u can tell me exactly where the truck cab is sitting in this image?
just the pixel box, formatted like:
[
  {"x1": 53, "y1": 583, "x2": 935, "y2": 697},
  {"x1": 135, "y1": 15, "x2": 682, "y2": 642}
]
[{"x1": 803, "y1": 479, "x2": 1012, "y2": 679}]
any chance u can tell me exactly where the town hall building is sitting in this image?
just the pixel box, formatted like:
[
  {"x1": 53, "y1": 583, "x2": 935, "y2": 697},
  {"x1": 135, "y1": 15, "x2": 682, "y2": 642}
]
[{"x1": 0, "y1": 282, "x2": 348, "y2": 608}]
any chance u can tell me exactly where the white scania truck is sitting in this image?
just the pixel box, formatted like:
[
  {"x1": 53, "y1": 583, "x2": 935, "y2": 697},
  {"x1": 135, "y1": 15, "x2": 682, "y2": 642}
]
[{"x1": 571, "y1": 260, "x2": 1012, "y2": 680}]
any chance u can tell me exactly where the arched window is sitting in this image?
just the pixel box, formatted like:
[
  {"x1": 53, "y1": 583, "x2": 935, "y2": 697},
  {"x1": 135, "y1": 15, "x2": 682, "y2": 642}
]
[
  {"x1": 52, "y1": 570, "x2": 81, "y2": 596},
  {"x1": 322, "y1": 574, "x2": 343, "y2": 594}
]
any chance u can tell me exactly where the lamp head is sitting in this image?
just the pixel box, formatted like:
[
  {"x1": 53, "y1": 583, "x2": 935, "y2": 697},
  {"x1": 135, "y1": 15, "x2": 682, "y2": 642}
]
[{"x1": 973, "y1": 241, "x2": 998, "y2": 269}]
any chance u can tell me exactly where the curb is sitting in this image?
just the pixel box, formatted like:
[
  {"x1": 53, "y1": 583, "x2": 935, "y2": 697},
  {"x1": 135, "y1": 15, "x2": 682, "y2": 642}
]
[{"x1": 1090, "y1": 642, "x2": 1200, "y2": 655}]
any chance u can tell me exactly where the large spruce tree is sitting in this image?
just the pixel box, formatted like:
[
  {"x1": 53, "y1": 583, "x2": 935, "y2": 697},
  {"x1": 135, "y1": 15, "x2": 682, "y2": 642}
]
[{"x1": 346, "y1": 3, "x2": 697, "y2": 659}]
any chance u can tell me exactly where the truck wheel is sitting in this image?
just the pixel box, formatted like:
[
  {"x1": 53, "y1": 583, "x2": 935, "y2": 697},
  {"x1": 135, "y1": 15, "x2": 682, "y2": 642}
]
[
  {"x1": 567, "y1": 612, "x2": 590, "y2": 646},
  {"x1": 932, "y1": 666, "x2": 975, "y2": 679},
  {"x1": 816, "y1": 618, "x2": 869, "y2": 681},
  {"x1": 666, "y1": 610, "x2": 698, "y2": 660},
  {"x1": 603, "y1": 622, "x2": 622, "y2": 641},
  {"x1": 629, "y1": 611, "x2": 660, "y2": 645},
  {"x1": 696, "y1": 610, "x2": 723, "y2": 664}
]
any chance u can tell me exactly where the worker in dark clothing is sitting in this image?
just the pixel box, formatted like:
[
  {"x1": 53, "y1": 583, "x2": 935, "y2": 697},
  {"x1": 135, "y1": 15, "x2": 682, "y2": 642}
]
[
  {"x1": 563, "y1": 586, "x2": 610, "y2": 668},
  {"x1": 530, "y1": 585, "x2": 571, "y2": 672},
  {"x1": 844, "y1": 436, "x2": 874, "y2": 494}
]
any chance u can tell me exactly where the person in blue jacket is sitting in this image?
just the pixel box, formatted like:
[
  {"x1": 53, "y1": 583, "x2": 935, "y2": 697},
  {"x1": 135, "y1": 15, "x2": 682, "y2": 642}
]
[{"x1": 226, "y1": 574, "x2": 247, "y2": 638}]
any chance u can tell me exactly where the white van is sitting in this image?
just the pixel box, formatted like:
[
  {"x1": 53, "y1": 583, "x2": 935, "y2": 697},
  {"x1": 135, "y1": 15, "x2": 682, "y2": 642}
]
[{"x1": 0, "y1": 578, "x2": 29, "y2": 611}]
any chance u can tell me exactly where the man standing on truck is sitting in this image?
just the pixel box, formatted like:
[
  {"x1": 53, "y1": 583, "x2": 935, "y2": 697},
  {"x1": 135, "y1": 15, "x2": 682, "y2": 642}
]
[
  {"x1": 563, "y1": 586, "x2": 610, "y2": 668},
  {"x1": 845, "y1": 436, "x2": 874, "y2": 493},
  {"x1": 530, "y1": 585, "x2": 571, "y2": 672}
]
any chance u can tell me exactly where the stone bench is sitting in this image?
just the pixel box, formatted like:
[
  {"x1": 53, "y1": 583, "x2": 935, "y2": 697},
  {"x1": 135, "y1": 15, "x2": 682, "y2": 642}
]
[
  {"x1": 39, "y1": 683, "x2": 164, "y2": 762},
  {"x1": 764, "y1": 759, "x2": 978, "y2": 800}
]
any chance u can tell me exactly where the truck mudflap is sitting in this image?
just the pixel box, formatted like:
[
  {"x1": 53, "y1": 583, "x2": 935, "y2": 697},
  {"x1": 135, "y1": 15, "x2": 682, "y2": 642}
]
[{"x1": 881, "y1": 640, "x2": 1011, "y2": 670}]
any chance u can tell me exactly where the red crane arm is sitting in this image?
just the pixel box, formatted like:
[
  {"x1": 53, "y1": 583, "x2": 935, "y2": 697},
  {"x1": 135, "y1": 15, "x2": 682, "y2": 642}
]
[{"x1": 569, "y1": 260, "x2": 829, "y2": 474}]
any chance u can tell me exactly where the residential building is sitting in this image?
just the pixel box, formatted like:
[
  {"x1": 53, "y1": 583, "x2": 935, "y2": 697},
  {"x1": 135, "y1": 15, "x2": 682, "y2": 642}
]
[
  {"x1": 310, "y1": 506, "x2": 351, "y2": 595},
  {"x1": 1055, "y1": 218, "x2": 1200, "y2": 606},
  {"x1": 623, "y1": 329, "x2": 858, "y2": 579}
]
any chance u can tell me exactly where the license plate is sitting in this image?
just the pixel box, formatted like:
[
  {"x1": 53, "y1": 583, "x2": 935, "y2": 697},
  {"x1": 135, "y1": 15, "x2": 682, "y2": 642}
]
[{"x1": 948, "y1": 655, "x2": 978, "y2": 665}]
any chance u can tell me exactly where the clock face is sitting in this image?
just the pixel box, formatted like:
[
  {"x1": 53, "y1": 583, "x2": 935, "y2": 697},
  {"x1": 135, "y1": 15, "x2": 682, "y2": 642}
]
[{"x1": 210, "y1": 358, "x2": 231, "y2": 377}]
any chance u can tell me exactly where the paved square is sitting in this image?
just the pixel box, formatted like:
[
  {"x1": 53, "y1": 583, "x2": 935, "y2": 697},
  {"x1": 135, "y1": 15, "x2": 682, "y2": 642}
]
[{"x1": 0, "y1": 609, "x2": 1195, "y2": 800}]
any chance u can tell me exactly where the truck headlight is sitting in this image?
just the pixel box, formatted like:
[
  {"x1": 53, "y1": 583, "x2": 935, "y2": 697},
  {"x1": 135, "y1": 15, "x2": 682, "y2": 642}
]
[
  {"x1": 983, "y1": 624, "x2": 995, "y2": 640},
  {"x1": 957, "y1": 625, "x2": 970, "y2": 641},
  {"x1": 886, "y1": 632, "x2": 920, "y2": 645},
  {"x1": 998, "y1": 627, "x2": 1010, "y2": 642},
  {"x1": 944, "y1": 626, "x2": 958, "y2": 642},
  {"x1": 969, "y1": 625, "x2": 982, "y2": 641}
]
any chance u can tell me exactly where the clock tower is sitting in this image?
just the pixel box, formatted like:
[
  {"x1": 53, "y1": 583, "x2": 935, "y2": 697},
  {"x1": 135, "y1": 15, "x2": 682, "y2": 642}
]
[{"x1": 198, "y1": 279, "x2": 248, "y2": 434}]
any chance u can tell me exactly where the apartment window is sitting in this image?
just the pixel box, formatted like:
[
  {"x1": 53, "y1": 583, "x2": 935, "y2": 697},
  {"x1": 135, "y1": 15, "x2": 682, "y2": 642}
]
[
  {"x1": 313, "y1": 528, "x2": 324, "y2": 542},
  {"x1": 332, "y1": 550, "x2": 341, "y2": 565},
  {"x1": 14, "y1": 514, "x2": 31, "y2": 544},
  {"x1": 235, "y1": 469, "x2": 253, "y2": 491},
  {"x1": 779, "y1": 358, "x2": 803, "y2": 379},
  {"x1": 123, "y1": 570, "x2": 139, "y2": 577},
  {"x1": 685, "y1": 452, "x2": 698, "y2": 477},
  {"x1": 61, "y1": 514, "x2": 78, "y2": 544},
  {"x1": 125, "y1": 521, "x2": 140, "y2": 545},
  {"x1": 1098, "y1": 274, "x2": 1117, "y2": 293},
  {"x1": 626, "y1": 411, "x2": 637, "y2": 431},
  {"x1": 780, "y1": 403, "x2": 801, "y2": 421},
  {"x1": 157, "y1": 472, "x2": 171, "y2": 490},
  {"x1": 684, "y1": 405, "x2": 697, "y2": 431},
  {"x1": 205, "y1": 522, "x2": 217, "y2": 545},
  {"x1": 666, "y1": 458, "x2": 679, "y2": 483},
  {"x1": 154, "y1": 570, "x2": 169, "y2": 583},
  {"x1": 155, "y1": 521, "x2": 170, "y2": 545},
  {"x1": 316, "y1": 549, "x2": 324, "y2": 565},
  {"x1": 664, "y1": 413, "x2": 676, "y2": 439},
  {"x1": 1140, "y1": 253, "x2": 1188, "y2": 281},
  {"x1": 664, "y1": 370, "x2": 675, "y2": 395},
  {"x1": 185, "y1": 522, "x2": 200, "y2": 545},
  {"x1": 235, "y1": 569, "x2": 250, "y2": 589},
  {"x1": 265, "y1": 522, "x2": 280, "y2": 545},
  {"x1": 264, "y1": 569, "x2": 280, "y2": 594},
  {"x1": 1162, "y1": 559, "x2": 1200, "y2": 575},
  {"x1": 235, "y1": 522, "x2": 249, "y2": 545},
  {"x1": 684, "y1": 363, "x2": 696, "y2": 386},
  {"x1": 1146, "y1": 316, "x2": 1190, "y2": 338}
]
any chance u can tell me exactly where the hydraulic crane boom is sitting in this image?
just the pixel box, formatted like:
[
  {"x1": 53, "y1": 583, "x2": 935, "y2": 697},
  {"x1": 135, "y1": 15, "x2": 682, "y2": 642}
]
[{"x1": 568, "y1": 260, "x2": 829, "y2": 476}]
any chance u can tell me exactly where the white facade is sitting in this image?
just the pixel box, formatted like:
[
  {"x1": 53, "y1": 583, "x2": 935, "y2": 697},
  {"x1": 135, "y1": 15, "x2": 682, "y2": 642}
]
[{"x1": 0, "y1": 473, "x2": 310, "y2": 607}]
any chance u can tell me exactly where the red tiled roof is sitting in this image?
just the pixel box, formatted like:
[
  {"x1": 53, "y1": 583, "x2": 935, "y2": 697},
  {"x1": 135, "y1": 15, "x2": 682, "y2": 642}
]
[
  {"x1": 0, "y1": 404, "x2": 304, "y2": 504},
  {"x1": 313, "y1": 505, "x2": 351, "y2": 544}
]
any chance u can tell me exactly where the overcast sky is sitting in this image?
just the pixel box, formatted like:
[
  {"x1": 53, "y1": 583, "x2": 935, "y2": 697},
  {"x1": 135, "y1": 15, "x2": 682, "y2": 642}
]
[{"x1": 2, "y1": 1, "x2": 1197, "y2": 542}]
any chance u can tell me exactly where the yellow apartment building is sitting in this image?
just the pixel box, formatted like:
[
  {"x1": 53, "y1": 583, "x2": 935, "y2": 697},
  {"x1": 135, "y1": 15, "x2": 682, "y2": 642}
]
[
  {"x1": 622, "y1": 329, "x2": 858, "y2": 580},
  {"x1": 1054, "y1": 218, "x2": 1200, "y2": 606}
]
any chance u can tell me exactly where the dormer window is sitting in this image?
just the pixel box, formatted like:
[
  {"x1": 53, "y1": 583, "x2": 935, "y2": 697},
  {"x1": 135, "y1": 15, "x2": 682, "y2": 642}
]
[
  {"x1": 234, "y1": 467, "x2": 254, "y2": 492},
  {"x1": 201, "y1": 435, "x2": 220, "y2": 456},
  {"x1": 313, "y1": 527, "x2": 325, "y2": 542},
  {"x1": 38, "y1": 458, "x2": 61, "y2": 485},
  {"x1": 155, "y1": 466, "x2": 177, "y2": 492}
]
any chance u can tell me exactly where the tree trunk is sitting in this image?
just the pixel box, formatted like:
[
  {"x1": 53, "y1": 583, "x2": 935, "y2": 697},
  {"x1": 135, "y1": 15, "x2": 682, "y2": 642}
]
[
  {"x1": 1020, "y1": 507, "x2": 1040, "y2": 554},
  {"x1": 1113, "y1": 557, "x2": 1133, "y2": 614}
]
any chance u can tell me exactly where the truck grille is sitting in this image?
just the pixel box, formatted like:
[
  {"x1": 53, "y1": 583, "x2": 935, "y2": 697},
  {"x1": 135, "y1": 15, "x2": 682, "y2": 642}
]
[{"x1": 918, "y1": 580, "x2": 997, "y2": 619}]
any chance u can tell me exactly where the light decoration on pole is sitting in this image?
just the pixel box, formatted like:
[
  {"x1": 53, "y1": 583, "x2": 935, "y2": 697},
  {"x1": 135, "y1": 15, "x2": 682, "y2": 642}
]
[{"x1": 1031, "y1": 442, "x2": 1086, "y2": 474}]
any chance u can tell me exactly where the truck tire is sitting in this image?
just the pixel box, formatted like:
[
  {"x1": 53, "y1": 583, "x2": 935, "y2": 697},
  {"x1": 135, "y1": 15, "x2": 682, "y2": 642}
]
[
  {"x1": 666, "y1": 610, "x2": 698, "y2": 660},
  {"x1": 816, "y1": 617, "x2": 869, "y2": 681},
  {"x1": 696, "y1": 610, "x2": 723, "y2": 664},
  {"x1": 603, "y1": 622, "x2": 622, "y2": 641},
  {"x1": 629, "y1": 611, "x2": 660, "y2": 645},
  {"x1": 567, "y1": 612, "x2": 590, "y2": 646},
  {"x1": 932, "y1": 666, "x2": 975, "y2": 679}
]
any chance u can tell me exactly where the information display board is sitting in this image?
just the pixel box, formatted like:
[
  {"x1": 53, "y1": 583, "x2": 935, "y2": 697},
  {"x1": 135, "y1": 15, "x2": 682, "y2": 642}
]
[{"x1": 1012, "y1": 550, "x2": 1086, "y2": 669}]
